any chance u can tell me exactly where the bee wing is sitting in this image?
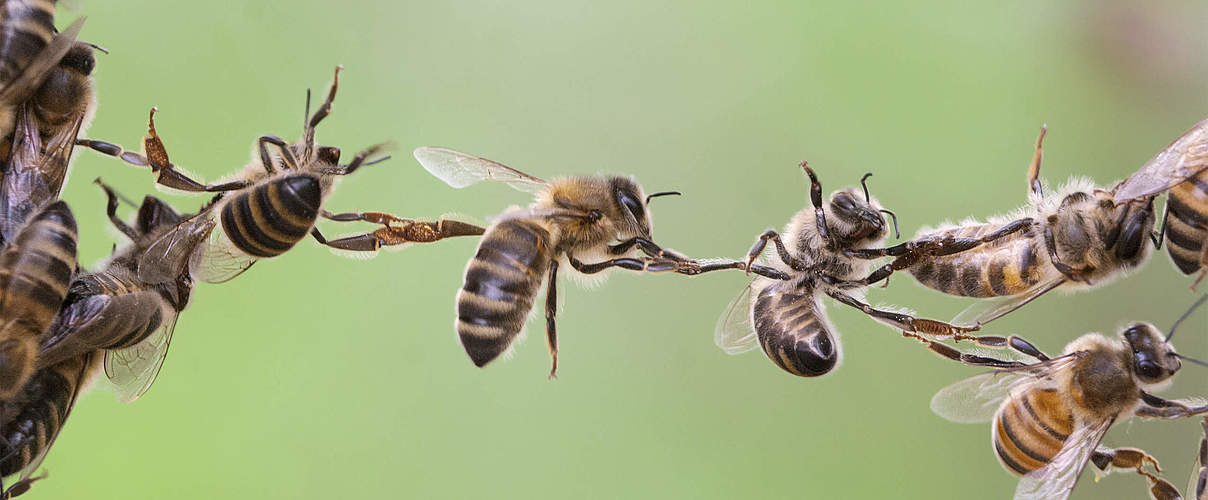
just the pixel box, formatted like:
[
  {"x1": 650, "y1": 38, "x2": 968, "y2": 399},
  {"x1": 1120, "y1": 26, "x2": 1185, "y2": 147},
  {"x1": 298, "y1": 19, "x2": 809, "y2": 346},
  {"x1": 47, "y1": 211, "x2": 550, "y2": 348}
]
[
  {"x1": 952, "y1": 278, "x2": 1065, "y2": 327},
  {"x1": 413, "y1": 146, "x2": 548, "y2": 193},
  {"x1": 104, "y1": 306, "x2": 179, "y2": 403},
  {"x1": 32, "y1": 110, "x2": 87, "y2": 195},
  {"x1": 1114, "y1": 117, "x2": 1208, "y2": 203},
  {"x1": 1014, "y1": 417, "x2": 1114, "y2": 500},
  {"x1": 930, "y1": 355, "x2": 1079, "y2": 424},
  {"x1": 715, "y1": 281, "x2": 759, "y2": 354},
  {"x1": 189, "y1": 222, "x2": 260, "y2": 284},
  {"x1": 137, "y1": 213, "x2": 217, "y2": 285},
  {"x1": 0, "y1": 17, "x2": 85, "y2": 107}
]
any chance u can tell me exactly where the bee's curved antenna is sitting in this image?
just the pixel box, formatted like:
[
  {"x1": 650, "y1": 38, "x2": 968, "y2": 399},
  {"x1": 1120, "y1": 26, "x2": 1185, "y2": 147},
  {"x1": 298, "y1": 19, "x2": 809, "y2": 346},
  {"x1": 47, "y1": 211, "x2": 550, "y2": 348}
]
[
  {"x1": 1174, "y1": 353, "x2": 1208, "y2": 368},
  {"x1": 1167, "y1": 293, "x2": 1208, "y2": 342},
  {"x1": 860, "y1": 173, "x2": 873, "y2": 203},
  {"x1": 879, "y1": 209, "x2": 900, "y2": 239},
  {"x1": 645, "y1": 191, "x2": 681, "y2": 205}
]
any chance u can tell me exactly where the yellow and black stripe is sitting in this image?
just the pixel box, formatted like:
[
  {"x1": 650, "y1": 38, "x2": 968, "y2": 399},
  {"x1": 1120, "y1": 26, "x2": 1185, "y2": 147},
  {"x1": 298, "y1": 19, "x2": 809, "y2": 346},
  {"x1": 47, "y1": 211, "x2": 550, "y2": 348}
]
[
  {"x1": 992, "y1": 388, "x2": 1075, "y2": 476},
  {"x1": 910, "y1": 224, "x2": 1042, "y2": 298},
  {"x1": 220, "y1": 174, "x2": 321, "y2": 258},
  {"x1": 751, "y1": 282, "x2": 838, "y2": 377},
  {"x1": 0, "y1": 352, "x2": 90, "y2": 478},
  {"x1": 1165, "y1": 173, "x2": 1208, "y2": 275},
  {"x1": 0, "y1": 0, "x2": 57, "y2": 84},
  {"x1": 0, "y1": 200, "x2": 76, "y2": 397},
  {"x1": 456, "y1": 219, "x2": 551, "y2": 367}
]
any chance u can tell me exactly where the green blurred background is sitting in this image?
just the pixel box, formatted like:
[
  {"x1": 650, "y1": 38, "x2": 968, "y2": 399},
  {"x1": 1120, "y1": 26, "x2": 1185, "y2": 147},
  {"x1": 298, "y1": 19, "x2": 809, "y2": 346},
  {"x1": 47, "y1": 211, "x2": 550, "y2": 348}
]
[{"x1": 36, "y1": 0, "x2": 1208, "y2": 498}]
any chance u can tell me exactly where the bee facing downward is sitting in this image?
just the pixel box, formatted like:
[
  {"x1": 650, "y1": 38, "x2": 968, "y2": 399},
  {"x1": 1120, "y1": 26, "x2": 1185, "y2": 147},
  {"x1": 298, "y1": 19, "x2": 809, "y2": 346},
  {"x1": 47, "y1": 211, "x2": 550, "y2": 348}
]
[
  {"x1": 716, "y1": 163, "x2": 977, "y2": 377},
  {"x1": 912, "y1": 294, "x2": 1208, "y2": 500},
  {"x1": 415, "y1": 147, "x2": 787, "y2": 378}
]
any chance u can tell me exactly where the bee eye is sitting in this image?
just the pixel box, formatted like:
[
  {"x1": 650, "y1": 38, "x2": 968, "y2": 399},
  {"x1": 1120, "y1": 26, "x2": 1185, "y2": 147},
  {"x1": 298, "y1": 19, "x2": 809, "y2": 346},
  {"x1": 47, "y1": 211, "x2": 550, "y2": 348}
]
[
  {"x1": 1136, "y1": 360, "x2": 1161, "y2": 379},
  {"x1": 616, "y1": 189, "x2": 645, "y2": 221}
]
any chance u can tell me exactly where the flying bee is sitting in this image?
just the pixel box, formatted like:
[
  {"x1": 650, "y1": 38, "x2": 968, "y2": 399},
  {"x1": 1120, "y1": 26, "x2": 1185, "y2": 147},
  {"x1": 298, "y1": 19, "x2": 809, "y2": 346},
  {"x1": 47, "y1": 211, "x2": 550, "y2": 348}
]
[
  {"x1": 1108, "y1": 117, "x2": 1208, "y2": 288},
  {"x1": 715, "y1": 163, "x2": 978, "y2": 377},
  {"x1": 833, "y1": 126, "x2": 1158, "y2": 327},
  {"x1": 77, "y1": 66, "x2": 484, "y2": 283},
  {"x1": 910, "y1": 294, "x2": 1208, "y2": 500},
  {"x1": 0, "y1": 352, "x2": 93, "y2": 499},
  {"x1": 0, "y1": 200, "x2": 76, "y2": 399},
  {"x1": 414, "y1": 146, "x2": 787, "y2": 377}
]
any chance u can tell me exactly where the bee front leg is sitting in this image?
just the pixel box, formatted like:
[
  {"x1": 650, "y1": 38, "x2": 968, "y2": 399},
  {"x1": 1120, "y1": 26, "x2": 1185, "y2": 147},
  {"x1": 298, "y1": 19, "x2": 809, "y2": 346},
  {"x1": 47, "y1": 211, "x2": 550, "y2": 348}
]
[
  {"x1": 1136, "y1": 393, "x2": 1208, "y2": 419},
  {"x1": 1027, "y1": 125, "x2": 1047, "y2": 198},
  {"x1": 824, "y1": 289, "x2": 980, "y2": 336},
  {"x1": 745, "y1": 230, "x2": 806, "y2": 274}
]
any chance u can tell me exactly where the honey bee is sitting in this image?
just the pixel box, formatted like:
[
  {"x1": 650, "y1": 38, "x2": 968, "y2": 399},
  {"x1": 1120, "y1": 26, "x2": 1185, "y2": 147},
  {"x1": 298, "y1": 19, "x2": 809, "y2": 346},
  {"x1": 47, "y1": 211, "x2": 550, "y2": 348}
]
[
  {"x1": 715, "y1": 162, "x2": 978, "y2": 377},
  {"x1": 1146, "y1": 417, "x2": 1208, "y2": 500},
  {"x1": 909, "y1": 294, "x2": 1208, "y2": 500},
  {"x1": 839, "y1": 126, "x2": 1159, "y2": 326},
  {"x1": 1110, "y1": 117, "x2": 1208, "y2": 288},
  {"x1": 0, "y1": 200, "x2": 76, "y2": 399},
  {"x1": 77, "y1": 66, "x2": 484, "y2": 283},
  {"x1": 414, "y1": 146, "x2": 787, "y2": 377}
]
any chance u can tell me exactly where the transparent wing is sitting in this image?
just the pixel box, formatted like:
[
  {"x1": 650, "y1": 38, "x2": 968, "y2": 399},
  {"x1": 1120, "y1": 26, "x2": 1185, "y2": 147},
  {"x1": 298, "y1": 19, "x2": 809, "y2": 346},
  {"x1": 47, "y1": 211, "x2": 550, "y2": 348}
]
[
  {"x1": 931, "y1": 355, "x2": 1079, "y2": 424},
  {"x1": 1114, "y1": 117, "x2": 1208, "y2": 202},
  {"x1": 138, "y1": 213, "x2": 216, "y2": 285},
  {"x1": 0, "y1": 17, "x2": 84, "y2": 106},
  {"x1": 1015, "y1": 417, "x2": 1114, "y2": 500},
  {"x1": 715, "y1": 282, "x2": 758, "y2": 354},
  {"x1": 413, "y1": 146, "x2": 548, "y2": 193},
  {"x1": 952, "y1": 278, "x2": 1065, "y2": 326},
  {"x1": 190, "y1": 222, "x2": 258, "y2": 284},
  {"x1": 34, "y1": 110, "x2": 86, "y2": 194},
  {"x1": 104, "y1": 306, "x2": 178, "y2": 403}
]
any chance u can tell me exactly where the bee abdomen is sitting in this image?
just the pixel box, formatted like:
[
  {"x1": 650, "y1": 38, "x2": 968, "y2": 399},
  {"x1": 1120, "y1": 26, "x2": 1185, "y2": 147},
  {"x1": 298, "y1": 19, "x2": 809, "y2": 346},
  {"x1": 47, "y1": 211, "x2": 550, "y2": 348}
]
[
  {"x1": 1166, "y1": 180, "x2": 1208, "y2": 275},
  {"x1": 0, "y1": 0, "x2": 55, "y2": 84},
  {"x1": 456, "y1": 220, "x2": 551, "y2": 367},
  {"x1": 0, "y1": 353, "x2": 88, "y2": 477},
  {"x1": 220, "y1": 174, "x2": 320, "y2": 258},
  {"x1": 911, "y1": 236, "x2": 1040, "y2": 298},
  {"x1": 992, "y1": 389, "x2": 1073, "y2": 476},
  {"x1": 751, "y1": 285, "x2": 837, "y2": 377}
]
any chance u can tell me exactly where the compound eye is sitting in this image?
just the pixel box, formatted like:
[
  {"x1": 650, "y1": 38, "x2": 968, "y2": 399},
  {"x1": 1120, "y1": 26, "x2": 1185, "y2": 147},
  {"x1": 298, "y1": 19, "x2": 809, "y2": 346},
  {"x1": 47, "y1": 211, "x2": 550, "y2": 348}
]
[
  {"x1": 617, "y1": 189, "x2": 644, "y2": 221},
  {"x1": 1136, "y1": 360, "x2": 1161, "y2": 380}
]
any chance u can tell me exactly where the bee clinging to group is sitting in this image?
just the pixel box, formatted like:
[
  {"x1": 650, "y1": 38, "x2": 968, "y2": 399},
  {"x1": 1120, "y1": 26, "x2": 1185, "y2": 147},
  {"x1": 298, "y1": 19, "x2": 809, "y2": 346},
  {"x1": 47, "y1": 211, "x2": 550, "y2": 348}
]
[{"x1": 0, "y1": 3, "x2": 1201, "y2": 499}]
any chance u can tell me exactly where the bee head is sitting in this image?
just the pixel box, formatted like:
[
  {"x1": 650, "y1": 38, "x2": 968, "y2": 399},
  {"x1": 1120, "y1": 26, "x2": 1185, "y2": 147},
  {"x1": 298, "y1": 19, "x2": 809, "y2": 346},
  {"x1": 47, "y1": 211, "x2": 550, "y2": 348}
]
[
  {"x1": 1123, "y1": 322, "x2": 1180, "y2": 384},
  {"x1": 825, "y1": 173, "x2": 897, "y2": 245},
  {"x1": 607, "y1": 177, "x2": 679, "y2": 239},
  {"x1": 135, "y1": 196, "x2": 185, "y2": 235},
  {"x1": 32, "y1": 43, "x2": 96, "y2": 128}
]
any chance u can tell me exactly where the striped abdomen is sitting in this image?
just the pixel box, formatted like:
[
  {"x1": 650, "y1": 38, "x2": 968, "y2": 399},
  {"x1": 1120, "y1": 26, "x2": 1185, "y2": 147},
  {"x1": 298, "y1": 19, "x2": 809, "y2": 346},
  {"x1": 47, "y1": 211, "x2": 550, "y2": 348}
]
[
  {"x1": 1165, "y1": 173, "x2": 1208, "y2": 275},
  {"x1": 456, "y1": 219, "x2": 551, "y2": 367},
  {"x1": 219, "y1": 174, "x2": 320, "y2": 258},
  {"x1": 0, "y1": 0, "x2": 55, "y2": 85},
  {"x1": 0, "y1": 352, "x2": 90, "y2": 477},
  {"x1": 0, "y1": 200, "x2": 76, "y2": 397},
  {"x1": 910, "y1": 224, "x2": 1043, "y2": 297},
  {"x1": 751, "y1": 281, "x2": 838, "y2": 377},
  {"x1": 992, "y1": 388, "x2": 1075, "y2": 476}
]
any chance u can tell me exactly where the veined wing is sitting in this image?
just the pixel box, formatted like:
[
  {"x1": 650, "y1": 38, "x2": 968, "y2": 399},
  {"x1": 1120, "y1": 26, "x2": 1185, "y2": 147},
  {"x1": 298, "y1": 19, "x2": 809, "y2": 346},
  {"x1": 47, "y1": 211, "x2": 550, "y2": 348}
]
[
  {"x1": 138, "y1": 212, "x2": 216, "y2": 285},
  {"x1": 1114, "y1": 116, "x2": 1208, "y2": 203},
  {"x1": 34, "y1": 109, "x2": 88, "y2": 195},
  {"x1": 1015, "y1": 417, "x2": 1114, "y2": 500},
  {"x1": 189, "y1": 216, "x2": 258, "y2": 284},
  {"x1": 413, "y1": 146, "x2": 548, "y2": 193},
  {"x1": 930, "y1": 355, "x2": 1079, "y2": 424},
  {"x1": 104, "y1": 304, "x2": 178, "y2": 403},
  {"x1": 952, "y1": 278, "x2": 1065, "y2": 326},
  {"x1": 0, "y1": 17, "x2": 85, "y2": 106},
  {"x1": 715, "y1": 282, "x2": 758, "y2": 354}
]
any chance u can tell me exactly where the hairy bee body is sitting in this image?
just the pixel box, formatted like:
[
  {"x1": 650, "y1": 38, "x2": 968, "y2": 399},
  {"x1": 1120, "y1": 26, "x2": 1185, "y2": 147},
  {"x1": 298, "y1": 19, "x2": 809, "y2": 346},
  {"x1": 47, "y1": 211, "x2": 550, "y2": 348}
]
[
  {"x1": 0, "y1": 201, "x2": 76, "y2": 398},
  {"x1": 217, "y1": 174, "x2": 322, "y2": 258},
  {"x1": 911, "y1": 223, "x2": 1046, "y2": 298},
  {"x1": 1164, "y1": 171, "x2": 1208, "y2": 275},
  {"x1": 456, "y1": 218, "x2": 552, "y2": 366},
  {"x1": 0, "y1": 352, "x2": 92, "y2": 478},
  {"x1": 0, "y1": 0, "x2": 57, "y2": 85}
]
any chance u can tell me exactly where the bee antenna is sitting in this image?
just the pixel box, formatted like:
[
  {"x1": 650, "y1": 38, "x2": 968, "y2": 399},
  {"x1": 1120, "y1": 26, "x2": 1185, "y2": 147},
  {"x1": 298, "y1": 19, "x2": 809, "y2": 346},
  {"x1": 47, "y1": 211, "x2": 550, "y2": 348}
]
[
  {"x1": 303, "y1": 89, "x2": 312, "y2": 132},
  {"x1": 1174, "y1": 353, "x2": 1208, "y2": 369},
  {"x1": 860, "y1": 173, "x2": 874, "y2": 203},
  {"x1": 879, "y1": 209, "x2": 900, "y2": 239},
  {"x1": 92, "y1": 177, "x2": 139, "y2": 208},
  {"x1": 1166, "y1": 293, "x2": 1208, "y2": 342},
  {"x1": 645, "y1": 191, "x2": 681, "y2": 204}
]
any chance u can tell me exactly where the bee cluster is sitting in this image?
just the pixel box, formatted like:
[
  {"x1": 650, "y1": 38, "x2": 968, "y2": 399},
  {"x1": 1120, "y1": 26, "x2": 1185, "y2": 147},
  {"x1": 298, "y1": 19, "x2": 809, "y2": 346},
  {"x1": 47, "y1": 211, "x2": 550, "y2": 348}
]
[{"x1": 0, "y1": 5, "x2": 1205, "y2": 500}]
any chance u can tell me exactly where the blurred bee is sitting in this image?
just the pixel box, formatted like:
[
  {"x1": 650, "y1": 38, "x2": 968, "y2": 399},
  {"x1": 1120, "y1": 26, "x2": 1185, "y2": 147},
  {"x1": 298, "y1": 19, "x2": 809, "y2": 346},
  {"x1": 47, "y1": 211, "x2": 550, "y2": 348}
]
[
  {"x1": 911, "y1": 294, "x2": 1208, "y2": 500},
  {"x1": 414, "y1": 146, "x2": 787, "y2": 377},
  {"x1": 839, "y1": 126, "x2": 1159, "y2": 327},
  {"x1": 0, "y1": 201, "x2": 76, "y2": 399},
  {"x1": 77, "y1": 66, "x2": 484, "y2": 283},
  {"x1": 1144, "y1": 417, "x2": 1208, "y2": 500},
  {"x1": 1111, "y1": 117, "x2": 1208, "y2": 288},
  {"x1": 715, "y1": 163, "x2": 978, "y2": 377}
]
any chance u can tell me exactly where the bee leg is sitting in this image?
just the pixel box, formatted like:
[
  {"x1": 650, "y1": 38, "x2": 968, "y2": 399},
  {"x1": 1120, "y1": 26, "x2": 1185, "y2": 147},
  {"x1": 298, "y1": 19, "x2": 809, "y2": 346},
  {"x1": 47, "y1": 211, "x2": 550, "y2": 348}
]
[
  {"x1": 744, "y1": 230, "x2": 806, "y2": 274},
  {"x1": 847, "y1": 218, "x2": 1036, "y2": 285},
  {"x1": 947, "y1": 333, "x2": 1051, "y2": 361},
  {"x1": 545, "y1": 261, "x2": 559, "y2": 379},
  {"x1": 1027, "y1": 125, "x2": 1047, "y2": 199},
  {"x1": 257, "y1": 135, "x2": 298, "y2": 173},
  {"x1": 93, "y1": 179, "x2": 139, "y2": 240},
  {"x1": 899, "y1": 332, "x2": 1029, "y2": 369},
  {"x1": 306, "y1": 65, "x2": 342, "y2": 131},
  {"x1": 310, "y1": 227, "x2": 380, "y2": 252},
  {"x1": 1152, "y1": 201, "x2": 1169, "y2": 251},
  {"x1": 1136, "y1": 393, "x2": 1208, "y2": 418},
  {"x1": 76, "y1": 125, "x2": 250, "y2": 194},
  {"x1": 801, "y1": 163, "x2": 831, "y2": 244},
  {"x1": 0, "y1": 471, "x2": 45, "y2": 499},
  {"x1": 319, "y1": 210, "x2": 486, "y2": 246},
  {"x1": 324, "y1": 142, "x2": 393, "y2": 176},
  {"x1": 824, "y1": 289, "x2": 980, "y2": 336},
  {"x1": 1139, "y1": 471, "x2": 1181, "y2": 500},
  {"x1": 608, "y1": 237, "x2": 686, "y2": 260}
]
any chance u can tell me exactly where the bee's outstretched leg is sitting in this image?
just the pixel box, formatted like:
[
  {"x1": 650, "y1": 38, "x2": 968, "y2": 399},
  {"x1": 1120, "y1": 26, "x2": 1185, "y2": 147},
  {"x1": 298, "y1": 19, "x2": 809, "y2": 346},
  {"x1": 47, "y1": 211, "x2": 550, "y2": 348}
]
[
  {"x1": 1091, "y1": 447, "x2": 1162, "y2": 474},
  {"x1": 1139, "y1": 470, "x2": 1181, "y2": 500},
  {"x1": 93, "y1": 179, "x2": 138, "y2": 240},
  {"x1": 77, "y1": 108, "x2": 249, "y2": 193},
  {"x1": 1027, "y1": 125, "x2": 1047, "y2": 198},
  {"x1": 545, "y1": 261, "x2": 559, "y2": 379},
  {"x1": 1, "y1": 471, "x2": 45, "y2": 499},
  {"x1": 568, "y1": 254, "x2": 787, "y2": 280},
  {"x1": 257, "y1": 135, "x2": 298, "y2": 173},
  {"x1": 900, "y1": 332, "x2": 1035, "y2": 369},
  {"x1": 802, "y1": 163, "x2": 831, "y2": 244},
  {"x1": 824, "y1": 289, "x2": 980, "y2": 336},
  {"x1": 1136, "y1": 393, "x2": 1208, "y2": 419},
  {"x1": 314, "y1": 210, "x2": 485, "y2": 251},
  {"x1": 844, "y1": 217, "x2": 1036, "y2": 286},
  {"x1": 744, "y1": 230, "x2": 806, "y2": 273},
  {"x1": 324, "y1": 142, "x2": 392, "y2": 176},
  {"x1": 607, "y1": 236, "x2": 789, "y2": 280},
  {"x1": 306, "y1": 65, "x2": 341, "y2": 131},
  {"x1": 608, "y1": 236, "x2": 687, "y2": 260},
  {"x1": 947, "y1": 333, "x2": 1051, "y2": 361}
]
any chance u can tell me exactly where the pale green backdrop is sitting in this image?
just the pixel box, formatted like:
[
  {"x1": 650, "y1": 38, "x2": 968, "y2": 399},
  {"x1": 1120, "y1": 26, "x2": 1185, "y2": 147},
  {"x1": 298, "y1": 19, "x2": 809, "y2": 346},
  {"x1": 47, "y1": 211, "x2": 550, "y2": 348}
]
[{"x1": 36, "y1": 1, "x2": 1208, "y2": 498}]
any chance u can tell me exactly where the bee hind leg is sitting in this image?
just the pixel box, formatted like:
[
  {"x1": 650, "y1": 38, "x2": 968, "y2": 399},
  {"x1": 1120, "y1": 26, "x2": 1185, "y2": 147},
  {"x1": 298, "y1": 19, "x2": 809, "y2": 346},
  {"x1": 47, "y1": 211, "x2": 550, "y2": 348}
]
[
  {"x1": 899, "y1": 332, "x2": 1031, "y2": 369},
  {"x1": 0, "y1": 472, "x2": 46, "y2": 499},
  {"x1": 544, "y1": 261, "x2": 559, "y2": 379},
  {"x1": 824, "y1": 289, "x2": 980, "y2": 337}
]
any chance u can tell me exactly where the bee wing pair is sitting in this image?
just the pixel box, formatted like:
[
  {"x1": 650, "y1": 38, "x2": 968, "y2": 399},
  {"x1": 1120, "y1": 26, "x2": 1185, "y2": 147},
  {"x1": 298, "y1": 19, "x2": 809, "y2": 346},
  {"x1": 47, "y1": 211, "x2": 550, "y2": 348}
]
[
  {"x1": 931, "y1": 354, "x2": 1113, "y2": 500},
  {"x1": 1114, "y1": 117, "x2": 1208, "y2": 203},
  {"x1": 414, "y1": 146, "x2": 549, "y2": 192}
]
